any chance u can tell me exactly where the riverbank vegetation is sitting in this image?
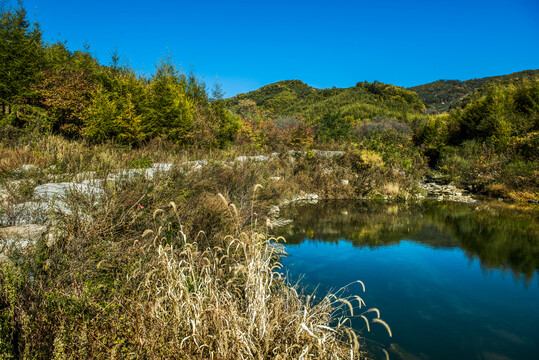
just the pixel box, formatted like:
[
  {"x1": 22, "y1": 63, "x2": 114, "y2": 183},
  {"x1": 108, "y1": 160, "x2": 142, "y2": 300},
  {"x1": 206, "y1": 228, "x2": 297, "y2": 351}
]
[
  {"x1": 1, "y1": 135, "x2": 400, "y2": 358},
  {"x1": 0, "y1": 1, "x2": 537, "y2": 358},
  {"x1": 227, "y1": 74, "x2": 539, "y2": 203}
]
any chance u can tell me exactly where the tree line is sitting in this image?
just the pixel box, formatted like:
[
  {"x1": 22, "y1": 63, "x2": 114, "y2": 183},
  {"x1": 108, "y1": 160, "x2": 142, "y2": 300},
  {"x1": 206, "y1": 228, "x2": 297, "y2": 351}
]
[{"x1": 0, "y1": 1, "x2": 240, "y2": 148}]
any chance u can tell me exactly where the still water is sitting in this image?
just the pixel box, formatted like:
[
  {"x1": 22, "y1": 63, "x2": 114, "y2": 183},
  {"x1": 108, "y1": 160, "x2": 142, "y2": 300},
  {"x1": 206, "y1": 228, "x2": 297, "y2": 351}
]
[{"x1": 277, "y1": 201, "x2": 539, "y2": 360}]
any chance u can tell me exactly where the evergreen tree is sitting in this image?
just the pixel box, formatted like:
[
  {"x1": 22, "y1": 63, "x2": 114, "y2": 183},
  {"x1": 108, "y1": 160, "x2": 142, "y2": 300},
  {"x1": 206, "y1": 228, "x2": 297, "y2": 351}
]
[
  {"x1": 186, "y1": 67, "x2": 208, "y2": 103},
  {"x1": 144, "y1": 57, "x2": 195, "y2": 143},
  {"x1": 211, "y1": 82, "x2": 225, "y2": 101},
  {"x1": 43, "y1": 40, "x2": 72, "y2": 70},
  {"x1": 81, "y1": 73, "x2": 144, "y2": 145},
  {"x1": 0, "y1": 0, "x2": 44, "y2": 114}
]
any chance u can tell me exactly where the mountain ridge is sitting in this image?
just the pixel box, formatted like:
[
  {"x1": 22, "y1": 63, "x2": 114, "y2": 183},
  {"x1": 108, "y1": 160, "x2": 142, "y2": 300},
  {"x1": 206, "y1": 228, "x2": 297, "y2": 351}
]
[
  {"x1": 225, "y1": 79, "x2": 426, "y2": 123},
  {"x1": 408, "y1": 69, "x2": 539, "y2": 112},
  {"x1": 226, "y1": 69, "x2": 539, "y2": 116}
]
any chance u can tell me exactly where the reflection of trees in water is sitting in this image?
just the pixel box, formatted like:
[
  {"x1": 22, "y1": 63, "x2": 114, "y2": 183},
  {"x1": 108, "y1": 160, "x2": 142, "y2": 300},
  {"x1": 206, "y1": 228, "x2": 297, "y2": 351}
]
[
  {"x1": 277, "y1": 201, "x2": 539, "y2": 282},
  {"x1": 423, "y1": 202, "x2": 539, "y2": 282}
]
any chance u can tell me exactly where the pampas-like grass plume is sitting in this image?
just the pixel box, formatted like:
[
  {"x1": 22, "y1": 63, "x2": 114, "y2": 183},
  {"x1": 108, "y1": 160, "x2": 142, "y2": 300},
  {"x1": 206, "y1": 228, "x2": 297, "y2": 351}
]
[
  {"x1": 360, "y1": 315, "x2": 370, "y2": 332},
  {"x1": 372, "y1": 318, "x2": 392, "y2": 337},
  {"x1": 363, "y1": 308, "x2": 380, "y2": 319},
  {"x1": 339, "y1": 298, "x2": 354, "y2": 317}
]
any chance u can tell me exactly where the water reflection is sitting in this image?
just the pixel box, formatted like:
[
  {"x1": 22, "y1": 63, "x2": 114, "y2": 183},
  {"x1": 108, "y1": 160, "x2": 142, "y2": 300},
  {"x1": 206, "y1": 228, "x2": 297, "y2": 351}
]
[
  {"x1": 277, "y1": 201, "x2": 539, "y2": 359},
  {"x1": 278, "y1": 201, "x2": 539, "y2": 283}
]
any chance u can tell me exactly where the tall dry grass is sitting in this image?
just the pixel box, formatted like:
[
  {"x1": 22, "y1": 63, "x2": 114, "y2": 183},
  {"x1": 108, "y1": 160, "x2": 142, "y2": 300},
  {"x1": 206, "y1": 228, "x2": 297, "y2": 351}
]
[
  {"x1": 1, "y1": 181, "x2": 390, "y2": 358},
  {"x1": 0, "y1": 133, "x2": 397, "y2": 359},
  {"x1": 123, "y1": 196, "x2": 389, "y2": 359}
]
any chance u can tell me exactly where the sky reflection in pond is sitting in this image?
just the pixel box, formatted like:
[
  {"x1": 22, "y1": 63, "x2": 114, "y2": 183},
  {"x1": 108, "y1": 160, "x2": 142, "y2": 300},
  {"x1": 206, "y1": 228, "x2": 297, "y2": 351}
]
[{"x1": 277, "y1": 201, "x2": 539, "y2": 360}]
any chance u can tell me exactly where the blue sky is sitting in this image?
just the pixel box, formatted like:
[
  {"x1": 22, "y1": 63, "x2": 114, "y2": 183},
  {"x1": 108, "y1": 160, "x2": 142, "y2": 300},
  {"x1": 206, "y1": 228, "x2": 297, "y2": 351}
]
[{"x1": 8, "y1": 0, "x2": 539, "y2": 96}]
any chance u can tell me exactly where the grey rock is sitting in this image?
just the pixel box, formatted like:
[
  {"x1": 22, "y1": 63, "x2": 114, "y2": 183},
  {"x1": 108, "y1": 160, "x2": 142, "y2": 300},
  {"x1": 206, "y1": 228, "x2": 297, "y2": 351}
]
[
  {"x1": 144, "y1": 163, "x2": 174, "y2": 180},
  {"x1": 80, "y1": 179, "x2": 105, "y2": 187},
  {"x1": 34, "y1": 182, "x2": 105, "y2": 201},
  {"x1": 1, "y1": 201, "x2": 72, "y2": 226},
  {"x1": 267, "y1": 218, "x2": 293, "y2": 228},
  {"x1": 420, "y1": 178, "x2": 477, "y2": 204},
  {"x1": 117, "y1": 169, "x2": 145, "y2": 179},
  {"x1": 152, "y1": 163, "x2": 174, "y2": 171},
  {"x1": 185, "y1": 160, "x2": 209, "y2": 170},
  {"x1": 281, "y1": 193, "x2": 320, "y2": 206},
  {"x1": 0, "y1": 224, "x2": 47, "y2": 249},
  {"x1": 235, "y1": 155, "x2": 270, "y2": 162},
  {"x1": 144, "y1": 168, "x2": 158, "y2": 180},
  {"x1": 287, "y1": 150, "x2": 306, "y2": 156},
  {"x1": 74, "y1": 171, "x2": 97, "y2": 182},
  {"x1": 313, "y1": 150, "x2": 345, "y2": 158},
  {"x1": 18, "y1": 164, "x2": 40, "y2": 172}
]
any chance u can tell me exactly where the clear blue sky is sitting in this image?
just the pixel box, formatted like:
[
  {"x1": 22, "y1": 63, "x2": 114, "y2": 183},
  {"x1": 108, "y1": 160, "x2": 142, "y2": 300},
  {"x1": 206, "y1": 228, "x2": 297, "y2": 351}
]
[{"x1": 8, "y1": 0, "x2": 539, "y2": 96}]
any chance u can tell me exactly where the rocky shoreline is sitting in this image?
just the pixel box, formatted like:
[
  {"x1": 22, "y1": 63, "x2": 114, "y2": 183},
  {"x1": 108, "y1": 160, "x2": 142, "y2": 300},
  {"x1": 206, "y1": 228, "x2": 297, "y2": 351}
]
[
  {"x1": 0, "y1": 157, "x2": 480, "y2": 256},
  {"x1": 417, "y1": 178, "x2": 478, "y2": 204}
]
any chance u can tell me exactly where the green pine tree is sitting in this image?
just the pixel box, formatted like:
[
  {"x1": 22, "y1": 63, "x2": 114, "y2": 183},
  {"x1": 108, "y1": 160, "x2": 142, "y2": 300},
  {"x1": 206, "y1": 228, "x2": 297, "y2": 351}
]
[{"x1": 0, "y1": 1, "x2": 44, "y2": 115}]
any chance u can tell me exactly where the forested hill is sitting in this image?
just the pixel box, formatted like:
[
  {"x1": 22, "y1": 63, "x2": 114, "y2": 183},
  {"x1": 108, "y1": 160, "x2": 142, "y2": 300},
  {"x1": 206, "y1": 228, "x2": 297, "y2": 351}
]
[
  {"x1": 225, "y1": 80, "x2": 426, "y2": 123},
  {"x1": 226, "y1": 70, "x2": 539, "y2": 119},
  {"x1": 408, "y1": 69, "x2": 539, "y2": 112}
]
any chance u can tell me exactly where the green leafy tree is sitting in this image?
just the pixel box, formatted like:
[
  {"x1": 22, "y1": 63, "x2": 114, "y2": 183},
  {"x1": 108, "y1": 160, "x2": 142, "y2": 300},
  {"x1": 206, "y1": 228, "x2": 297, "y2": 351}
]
[
  {"x1": 43, "y1": 41, "x2": 72, "y2": 70},
  {"x1": 82, "y1": 68, "x2": 145, "y2": 145},
  {"x1": 81, "y1": 85, "x2": 142, "y2": 145},
  {"x1": 81, "y1": 86, "x2": 116, "y2": 142},
  {"x1": 33, "y1": 69, "x2": 97, "y2": 136},
  {"x1": 211, "y1": 101, "x2": 241, "y2": 148},
  {"x1": 186, "y1": 67, "x2": 208, "y2": 103},
  {"x1": 211, "y1": 82, "x2": 225, "y2": 101}
]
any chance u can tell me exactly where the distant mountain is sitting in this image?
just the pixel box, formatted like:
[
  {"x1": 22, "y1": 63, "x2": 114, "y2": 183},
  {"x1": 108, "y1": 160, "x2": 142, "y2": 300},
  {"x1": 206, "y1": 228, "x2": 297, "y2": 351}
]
[
  {"x1": 225, "y1": 80, "x2": 425, "y2": 123},
  {"x1": 408, "y1": 69, "x2": 539, "y2": 112},
  {"x1": 225, "y1": 70, "x2": 539, "y2": 121}
]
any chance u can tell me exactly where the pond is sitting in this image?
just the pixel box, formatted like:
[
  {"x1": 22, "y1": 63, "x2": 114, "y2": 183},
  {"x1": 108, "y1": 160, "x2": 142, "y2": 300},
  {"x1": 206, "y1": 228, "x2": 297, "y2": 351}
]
[{"x1": 276, "y1": 200, "x2": 539, "y2": 360}]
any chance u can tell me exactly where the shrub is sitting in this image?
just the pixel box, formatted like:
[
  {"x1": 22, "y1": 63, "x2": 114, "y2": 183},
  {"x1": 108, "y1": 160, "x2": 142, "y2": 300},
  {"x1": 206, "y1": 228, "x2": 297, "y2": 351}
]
[{"x1": 316, "y1": 111, "x2": 352, "y2": 142}]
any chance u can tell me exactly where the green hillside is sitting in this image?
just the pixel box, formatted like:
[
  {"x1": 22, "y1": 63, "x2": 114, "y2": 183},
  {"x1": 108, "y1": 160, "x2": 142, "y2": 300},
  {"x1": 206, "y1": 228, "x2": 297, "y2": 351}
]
[
  {"x1": 225, "y1": 80, "x2": 426, "y2": 123},
  {"x1": 227, "y1": 70, "x2": 539, "y2": 119},
  {"x1": 408, "y1": 69, "x2": 539, "y2": 112}
]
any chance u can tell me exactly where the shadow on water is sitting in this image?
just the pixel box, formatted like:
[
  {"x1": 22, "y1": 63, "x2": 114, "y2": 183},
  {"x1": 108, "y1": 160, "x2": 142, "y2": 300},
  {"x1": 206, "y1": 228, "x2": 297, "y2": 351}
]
[{"x1": 276, "y1": 200, "x2": 539, "y2": 360}]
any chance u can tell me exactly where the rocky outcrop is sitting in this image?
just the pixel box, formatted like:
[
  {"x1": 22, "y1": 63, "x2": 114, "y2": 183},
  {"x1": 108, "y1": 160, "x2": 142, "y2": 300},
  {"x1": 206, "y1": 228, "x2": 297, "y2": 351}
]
[
  {"x1": 285, "y1": 150, "x2": 345, "y2": 158},
  {"x1": 0, "y1": 201, "x2": 71, "y2": 226},
  {"x1": 34, "y1": 182, "x2": 105, "y2": 201},
  {"x1": 267, "y1": 193, "x2": 320, "y2": 228},
  {"x1": 419, "y1": 178, "x2": 477, "y2": 204},
  {"x1": 14, "y1": 164, "x2": 40, "y2": 173}
]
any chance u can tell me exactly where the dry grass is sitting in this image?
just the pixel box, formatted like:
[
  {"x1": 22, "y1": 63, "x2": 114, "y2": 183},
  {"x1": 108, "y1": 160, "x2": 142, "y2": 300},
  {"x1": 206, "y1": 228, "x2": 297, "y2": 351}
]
[
  {"x1": 0, "y1": 134, "x2": 401, "y2": 359},
  {"x1": 0, "y1": 182, "x2": 389, "y2": 358},
  {"x1": 126, "y1": 198, "x2": 389, "y2": 359}
]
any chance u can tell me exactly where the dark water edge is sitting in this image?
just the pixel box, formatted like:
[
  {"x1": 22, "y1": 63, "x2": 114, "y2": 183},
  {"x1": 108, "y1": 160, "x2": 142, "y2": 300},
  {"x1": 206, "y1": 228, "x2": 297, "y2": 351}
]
[{"x1": 276, "y1": 200, "x2": 539, "y2": 360}]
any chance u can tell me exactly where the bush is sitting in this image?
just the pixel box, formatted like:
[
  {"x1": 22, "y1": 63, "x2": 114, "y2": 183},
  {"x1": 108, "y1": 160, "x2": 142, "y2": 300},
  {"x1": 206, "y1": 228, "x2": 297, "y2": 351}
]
[
  {"x1": 316, "y1": 111, "x2": 352, "y2": 142},
  {"x1": 455, "y1": 81, "x2": 539, "y2": 147}
]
